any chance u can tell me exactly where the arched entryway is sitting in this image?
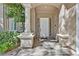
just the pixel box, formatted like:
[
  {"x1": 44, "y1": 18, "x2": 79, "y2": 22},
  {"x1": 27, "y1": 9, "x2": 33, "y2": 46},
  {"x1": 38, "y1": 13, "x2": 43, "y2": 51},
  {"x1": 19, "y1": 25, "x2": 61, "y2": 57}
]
[{"x1": 30, "y1": 4, "x2": 60, "y2": 40}]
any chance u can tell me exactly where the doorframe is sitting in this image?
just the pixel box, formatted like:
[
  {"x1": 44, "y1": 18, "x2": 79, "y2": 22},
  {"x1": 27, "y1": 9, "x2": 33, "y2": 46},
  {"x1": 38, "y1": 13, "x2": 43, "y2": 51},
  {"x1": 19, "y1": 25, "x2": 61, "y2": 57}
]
[
  {"x1": 49, "y1": 18, "x2": 51, "y2": 36},
  {"x1": 39, "y1": 17, "x2": 51, "y2": 38}
]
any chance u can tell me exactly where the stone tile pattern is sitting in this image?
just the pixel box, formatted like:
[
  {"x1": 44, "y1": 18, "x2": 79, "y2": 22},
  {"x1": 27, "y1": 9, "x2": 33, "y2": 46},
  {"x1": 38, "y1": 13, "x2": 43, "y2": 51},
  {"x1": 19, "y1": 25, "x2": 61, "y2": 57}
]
[{"x1": 2, "y1": 41, "x2": 73, "y2": 56}]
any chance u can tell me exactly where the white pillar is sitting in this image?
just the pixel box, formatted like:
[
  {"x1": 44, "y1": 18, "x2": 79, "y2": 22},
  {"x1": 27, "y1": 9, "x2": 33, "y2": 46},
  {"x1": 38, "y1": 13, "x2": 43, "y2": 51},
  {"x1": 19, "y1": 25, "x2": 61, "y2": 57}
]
[
  {"x1": 18, "y1": 4, "x2": 34, "y2": 48},
  {"x1": 0, "y1": 4, "x2": 3, "y2": 31},
  {"x1": 76, "y1": 4, "x2": 79, "y2": 55},
  {"x1": 23, "y1": 4, "x2": 31, "y2": 33}
]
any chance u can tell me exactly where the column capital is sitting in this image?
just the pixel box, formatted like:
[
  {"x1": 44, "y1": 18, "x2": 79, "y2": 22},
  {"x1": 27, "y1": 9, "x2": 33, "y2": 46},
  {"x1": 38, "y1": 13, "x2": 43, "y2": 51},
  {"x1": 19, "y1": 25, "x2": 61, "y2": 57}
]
[{"x1": 22, "y1": 3, "x2": 31, "y2": 8}]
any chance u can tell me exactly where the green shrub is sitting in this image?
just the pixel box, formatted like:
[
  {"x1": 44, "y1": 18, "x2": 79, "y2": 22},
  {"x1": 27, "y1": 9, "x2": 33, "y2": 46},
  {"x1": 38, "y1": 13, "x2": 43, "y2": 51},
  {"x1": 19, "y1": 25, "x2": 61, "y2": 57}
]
[{"x1": 0, "y1": 31, "x2": 20, "y2": 54}]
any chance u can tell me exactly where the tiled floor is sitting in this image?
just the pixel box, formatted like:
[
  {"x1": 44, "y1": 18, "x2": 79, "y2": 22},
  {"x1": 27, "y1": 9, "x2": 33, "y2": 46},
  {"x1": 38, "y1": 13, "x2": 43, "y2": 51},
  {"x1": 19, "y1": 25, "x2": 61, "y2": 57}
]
[{"x1": 2, "y1": 40, "x2": 73, "y2": 56}]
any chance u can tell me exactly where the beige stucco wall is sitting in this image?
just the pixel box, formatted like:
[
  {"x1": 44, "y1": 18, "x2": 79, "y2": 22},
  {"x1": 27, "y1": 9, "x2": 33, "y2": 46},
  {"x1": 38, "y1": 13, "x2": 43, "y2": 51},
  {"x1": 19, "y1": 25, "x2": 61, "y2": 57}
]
[
  {"x1": 51, "y1": 15, "x2": 59, "y2": 38},
  {"x1": 30, "y1": 8, "x2": 36, "y2": 33},
  {"x1": 3, "y1": 4, "x2": 9, "y2": 31}
]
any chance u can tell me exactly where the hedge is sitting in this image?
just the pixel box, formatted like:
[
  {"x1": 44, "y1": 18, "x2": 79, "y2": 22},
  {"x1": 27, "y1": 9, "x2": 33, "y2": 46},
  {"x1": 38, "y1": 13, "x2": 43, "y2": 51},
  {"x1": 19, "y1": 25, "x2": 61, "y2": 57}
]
[{"x1": 0, "y1": 31, "x2": 20, "y2": 54}]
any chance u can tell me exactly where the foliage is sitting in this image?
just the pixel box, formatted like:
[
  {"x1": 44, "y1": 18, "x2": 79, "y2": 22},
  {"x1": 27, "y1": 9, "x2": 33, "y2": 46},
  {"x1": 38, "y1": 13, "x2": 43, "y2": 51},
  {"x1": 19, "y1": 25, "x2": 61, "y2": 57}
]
[
  {"x1": 6, "y1": 3, "x2": 25, "y2": 22},
  {"x1": 0, "y1": 32, "x2": 20, "y2": 54}
]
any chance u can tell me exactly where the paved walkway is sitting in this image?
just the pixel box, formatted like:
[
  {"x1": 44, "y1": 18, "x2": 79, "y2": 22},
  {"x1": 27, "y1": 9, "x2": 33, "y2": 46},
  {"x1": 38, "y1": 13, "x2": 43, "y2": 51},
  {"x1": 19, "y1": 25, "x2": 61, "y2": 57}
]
[{"x1": 2, "y1": 41, "x2": 72, "y2": 56}]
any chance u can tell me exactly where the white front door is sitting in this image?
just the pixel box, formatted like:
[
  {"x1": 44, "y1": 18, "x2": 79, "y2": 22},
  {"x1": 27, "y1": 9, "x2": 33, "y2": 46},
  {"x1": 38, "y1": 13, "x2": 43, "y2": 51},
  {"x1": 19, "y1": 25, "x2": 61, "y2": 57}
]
[{"x1": 40, "y1": 18, "x2": 49, "y2": 38}]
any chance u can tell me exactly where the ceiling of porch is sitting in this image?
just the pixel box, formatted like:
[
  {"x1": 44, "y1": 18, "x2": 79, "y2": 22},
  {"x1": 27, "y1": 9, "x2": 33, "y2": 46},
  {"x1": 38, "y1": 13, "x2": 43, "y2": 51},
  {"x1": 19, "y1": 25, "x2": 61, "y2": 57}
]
[{"x1": 31, "y1": 3, "x2": 76, "y2": 9}]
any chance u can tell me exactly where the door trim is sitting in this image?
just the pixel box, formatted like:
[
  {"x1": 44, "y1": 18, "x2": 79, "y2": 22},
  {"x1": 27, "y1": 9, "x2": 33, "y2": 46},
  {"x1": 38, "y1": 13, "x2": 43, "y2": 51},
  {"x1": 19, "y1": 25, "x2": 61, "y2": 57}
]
[{"x1": 39, "y1": 18, "x2": 50, "y2": 38}]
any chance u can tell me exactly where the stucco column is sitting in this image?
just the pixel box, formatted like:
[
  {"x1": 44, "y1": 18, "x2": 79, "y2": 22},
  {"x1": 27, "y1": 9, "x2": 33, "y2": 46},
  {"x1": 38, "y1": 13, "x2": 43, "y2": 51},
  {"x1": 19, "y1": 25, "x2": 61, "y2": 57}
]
[
  {"x1": 17, "y1": 4, "x2": 36, "y2": 48},
  {"x1": 23, "y1": 4, "x2": 31, "y2": 33},
  {"x1": 0, "y1": 4, "x2": 3, "y2": 31},
  {"x1": 76, "y1": 4, "x2": 79, "y2": 55}
]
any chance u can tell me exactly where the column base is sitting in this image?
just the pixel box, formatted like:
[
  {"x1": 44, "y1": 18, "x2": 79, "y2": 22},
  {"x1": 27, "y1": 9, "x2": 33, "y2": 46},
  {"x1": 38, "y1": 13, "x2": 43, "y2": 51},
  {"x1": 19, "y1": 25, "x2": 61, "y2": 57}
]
[{"x1": 17, "y1": 32, "x2": 34, "y2": 48}]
